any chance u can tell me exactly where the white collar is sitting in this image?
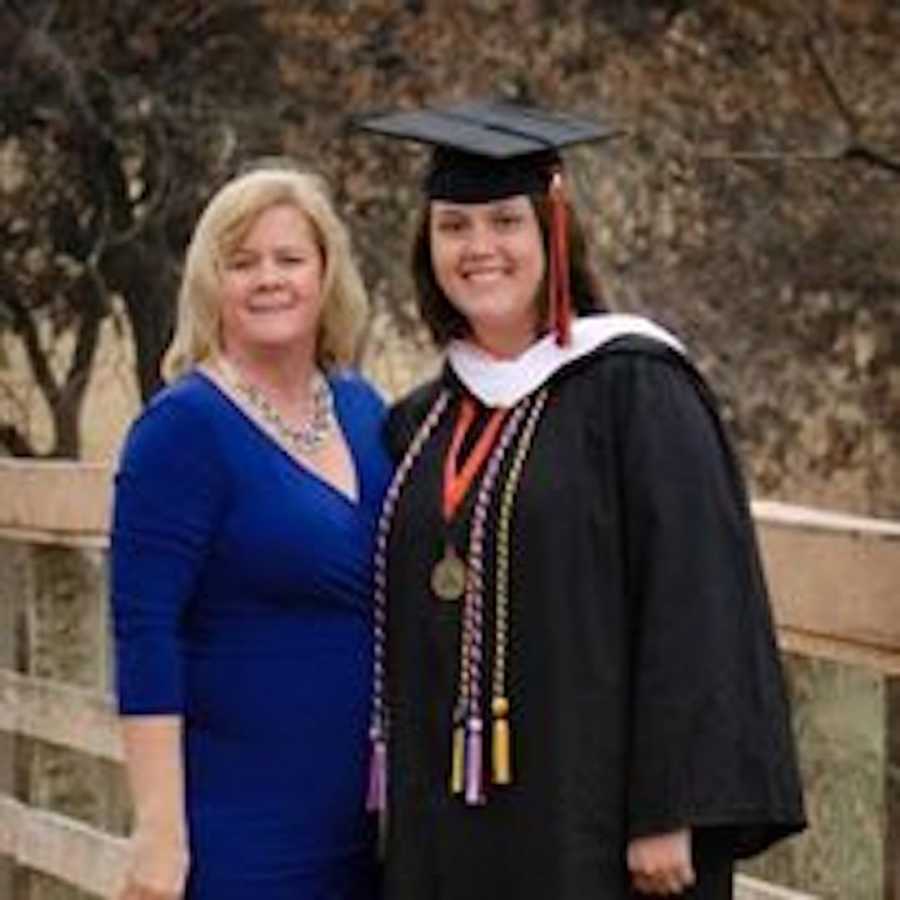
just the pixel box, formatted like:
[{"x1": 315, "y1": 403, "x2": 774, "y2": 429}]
[{"x1": 446, "y1": 314, "x2": 684, "y2": 408}]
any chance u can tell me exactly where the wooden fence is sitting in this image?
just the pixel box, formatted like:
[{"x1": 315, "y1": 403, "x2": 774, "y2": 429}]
[{"x1": 3, "y1": 460, "x2": 900, "y2": 899}]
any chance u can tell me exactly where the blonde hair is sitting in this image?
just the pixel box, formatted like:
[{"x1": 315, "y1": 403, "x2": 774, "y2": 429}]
[{"x1": 162, "y1": 164, "x2": 368, "y2": 381}]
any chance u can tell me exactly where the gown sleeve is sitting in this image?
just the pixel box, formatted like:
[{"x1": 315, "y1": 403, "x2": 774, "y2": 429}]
[
  {"x1": 111, "y1": 390, "x2": 228, "y2": 715},
  {"x1": 610, "y1": 347, "x2": 805, "y2": 858}
]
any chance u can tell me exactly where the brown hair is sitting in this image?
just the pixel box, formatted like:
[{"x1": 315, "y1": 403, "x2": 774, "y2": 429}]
[{"x1": 411, "y1": 193, "x2": 606, "y2": 347}]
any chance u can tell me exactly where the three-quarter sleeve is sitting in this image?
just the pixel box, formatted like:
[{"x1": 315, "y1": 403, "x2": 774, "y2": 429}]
[
  {"x1": 612, "y1": 350, "x2": 805, "y2": 857},
  {"x1": 111, "y1": 393, "x2": 228, "y2": 715}
]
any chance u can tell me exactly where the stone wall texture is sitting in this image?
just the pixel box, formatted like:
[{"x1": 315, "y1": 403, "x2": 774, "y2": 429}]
[{"x1": 265, "y1": 0, "x2": 900, "y2": 518}]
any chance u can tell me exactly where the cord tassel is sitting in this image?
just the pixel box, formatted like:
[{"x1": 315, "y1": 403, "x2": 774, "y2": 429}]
[
  {"x1": 451, "y1": 724, "x2": 466, "y2": 795},
  {"x1": 548, "y1": 169, "x2": 572, "y2": 346},
  {"x1": 464, "y1": 718, "x2": 485, "y2": 805},
  {"x1": 366, "y1": 735, "x2": 387, "y2": 812},
  {"x1": 491, "y1": 698, "x2": 512, "y2": 785}
]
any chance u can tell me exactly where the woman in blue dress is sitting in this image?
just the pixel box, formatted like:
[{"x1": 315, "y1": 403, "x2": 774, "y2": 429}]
[{"x1": 111, "y1": 162, "x2": 392, "y2": 900}]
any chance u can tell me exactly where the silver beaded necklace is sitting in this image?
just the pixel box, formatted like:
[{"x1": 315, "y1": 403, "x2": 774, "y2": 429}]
[{"x1": 218, "y1": 358, "x2": 335, "y2": 455}]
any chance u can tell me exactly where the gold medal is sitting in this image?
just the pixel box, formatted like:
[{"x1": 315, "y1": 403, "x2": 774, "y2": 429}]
[
  {"x1": 433, "y1": 399, "x2": 505, "y2": 602},
  {"x1": 431, "y1": 545, "x2": 467, "y2": 601}
]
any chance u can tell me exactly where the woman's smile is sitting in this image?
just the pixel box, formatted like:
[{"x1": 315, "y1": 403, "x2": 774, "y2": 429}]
[
  {"x1": 430, "y1": 194, "x2": 545, "y2": 357},
  {"x1": 461, "y1": 265, "x2": 509, "y2": 283},
  {"x1": 220, "y1": 203, "x2": 325, "y2": 359},
  {"x1": 245, "y1": 295, "x2": 298, "y2": 313}
]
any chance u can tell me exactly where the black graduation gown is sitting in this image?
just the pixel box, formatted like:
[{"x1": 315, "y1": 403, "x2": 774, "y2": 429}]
[{"x1": 381, "y1": 337, "x2": 805, "y2": 900}]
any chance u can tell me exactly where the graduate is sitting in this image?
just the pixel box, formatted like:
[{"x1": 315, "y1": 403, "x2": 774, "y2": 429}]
[{"x1": 356, "y1": 99, "x2": 805, "y2": 899}]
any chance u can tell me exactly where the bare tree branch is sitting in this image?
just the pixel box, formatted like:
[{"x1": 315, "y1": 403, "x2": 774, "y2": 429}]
[
  {"x1": 800, "y1": 31, "x2": 900, "y2": 175},
  {"x1": 36, "y1": 0, "x2": 58, "y2": 32},
  {"x1": 1, "y1": 0, "x2": 290, "y2": 452},
  {"x1": 108, "y1": 115, "x2": 175, "y2": 248},
  {"x1": 17, "y1": 25, "x2": 101, "y2": 135},
  {"x1": 698, "y1": 144, "x2": 900, "y2": 174},
  {"x1": 843, "y1": 144, "x2": 900, "y2": 176},
  {"x1": 0, "y1": 379, "x2": 29, "y2": 422},
  {"x1": 803, "y1": 33, "x2": 858, "y2": 134},
  {"x1": 697, "y1": 150, "x2": 845, "y2": 162},
  {"x1": 4, "y1": 291, "x2": 60, "y2": 410},
  {"x1": 0, "y1": 374, "x2": 36, "y2": 457},
  {"x1": 51, "y1": 277, "x2": 104, "y2": 456},
  {"x1": 698, "y1": 34, "x2": 900, "y2": 176},
  {"x1": 0, "y1": 423, "x2": 34, "y2": 457},
  {"x1": 62, "y1": 281, "x2": 102, "y2": 398}
]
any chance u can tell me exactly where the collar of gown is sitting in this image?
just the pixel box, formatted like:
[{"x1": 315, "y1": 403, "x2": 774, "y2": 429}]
[{"x1": 446, "y1": 313, "x2": 685, "y2": 408}]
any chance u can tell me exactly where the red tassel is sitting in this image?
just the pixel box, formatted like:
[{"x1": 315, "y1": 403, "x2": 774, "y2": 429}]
[{"x1": 548, "y1": 169, "x2": 572, "y2": 346}]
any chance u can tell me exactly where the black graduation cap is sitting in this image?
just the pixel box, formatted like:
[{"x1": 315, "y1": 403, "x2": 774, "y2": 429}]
[{"x1": 354, "y1": 99, "x2": 622, "y2": 203}]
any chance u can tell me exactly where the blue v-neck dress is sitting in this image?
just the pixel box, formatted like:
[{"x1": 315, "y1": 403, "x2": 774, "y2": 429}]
[{"x1": 111, "y1": 370, "x2": 393, "y2": 900}]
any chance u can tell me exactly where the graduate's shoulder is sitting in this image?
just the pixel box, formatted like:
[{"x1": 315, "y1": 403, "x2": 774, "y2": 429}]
[
  {"x1": 390, "y1": 373, "x2": 445, "y2": 419},
  {"x1": 574, "y1": 326, "x2": 720, "y2": 418},
  {"x1": 575, "y1": 318, "x2": 696, "y2": 380},
  {"x1": 557, "y1": 313, "x2": 687, "y2": 378},
  {"x1": 384, "y1": 375, "x2": 445, "y2": 457},
  {"x1": 598, "y1": 333, "x2": 687, "y2": 365}
]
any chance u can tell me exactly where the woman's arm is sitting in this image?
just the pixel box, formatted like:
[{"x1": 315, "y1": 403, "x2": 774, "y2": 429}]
[
  {"x1": 111, "y1": 389, "x2": 228, "y2": 899},
  {"x1": 118, "y1": 717, "x2": 189, "y2": 900}
]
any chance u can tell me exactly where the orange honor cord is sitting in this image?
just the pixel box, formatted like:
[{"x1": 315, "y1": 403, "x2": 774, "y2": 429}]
[
  {"x1": 432, "y1": 397, "x2": 507, "y2": 603},
  {"x1": 442, "y1": 398, "x2": 507, "y2": 522}
]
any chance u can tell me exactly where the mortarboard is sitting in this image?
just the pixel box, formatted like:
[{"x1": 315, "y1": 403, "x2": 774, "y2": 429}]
[
  {"x1": 354, "y1": 98, "x2": 621, "y2": 202},
  {"x1": 354, "y1": 99, "x2": 623, "y2": 345}
]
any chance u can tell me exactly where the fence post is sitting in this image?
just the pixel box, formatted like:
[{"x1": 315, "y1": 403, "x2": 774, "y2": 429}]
[
  {"x1": 25, "y1": 543, "x2": 121, "y2": 900},
  {"x1": 0, "y1": 539, "x2": 32, "y2": 898},
  {"x1": 888, "y1": 677, "x2": 900, "y2": 900},
  {"x1": 0, "y1": 543, "x2": 11, "y2": 900}
]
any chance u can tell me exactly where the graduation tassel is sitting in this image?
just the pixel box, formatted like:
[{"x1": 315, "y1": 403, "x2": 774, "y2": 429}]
[
  {"x1": 464, "y1": 717, "x2": 485, "y2": 805},
  {"x1": 491, "y1": 696, "x2": 512, "y2": 785},
  {"x1": 450, "y1": 724, "x2": 465, "y2": 795},
  {"x1": 548, "y1": 169, "x2": 572, "y2": 347}
]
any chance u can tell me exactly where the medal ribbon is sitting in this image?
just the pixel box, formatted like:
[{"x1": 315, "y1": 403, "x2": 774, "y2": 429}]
[{"x1": 443, "y1": 397, "x2": 506, "y2": 522}]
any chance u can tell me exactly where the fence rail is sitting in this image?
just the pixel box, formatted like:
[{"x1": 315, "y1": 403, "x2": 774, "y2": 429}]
[
  {"x1": 0, "y1": 670, "x2": 821, "y2": 900},
  {"x1": 0, "y1": 795, "x2": 127, "y2": 897},
  {"x1": 0, "y1": 670, "x2": 122, "y2": 763},
  {"x1": 4, "y1": 460, "x2": 898, "y2": 898}
]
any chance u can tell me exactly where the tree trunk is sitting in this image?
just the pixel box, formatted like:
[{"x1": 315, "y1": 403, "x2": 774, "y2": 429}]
[{"x1": 49, "y1": 277, "x2": 105, "y2": 459}]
